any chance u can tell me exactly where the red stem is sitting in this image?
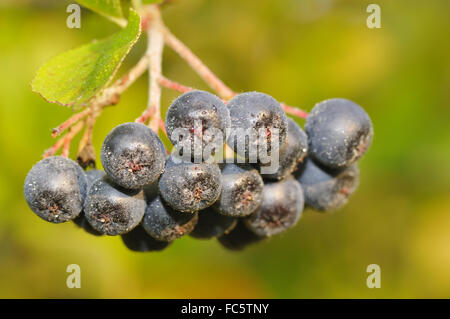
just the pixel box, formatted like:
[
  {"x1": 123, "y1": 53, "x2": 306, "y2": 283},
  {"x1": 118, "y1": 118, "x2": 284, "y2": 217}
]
[
  {"x1": 281, "y1": 103, "x2": 308, "y2": 119},
  {"x1": 159, "y1": 76, "x2": 193, "y2": 94},
  {"x1": 51, "y1": 108, "x2": 90, "y2": 138},
  {"x1": 45, "y1": 121, "x2": 84, "y2": 158},
  {"x1": 159, "y1": 77, "x2": 308, "y2": 119},
  {"x1": 159, "y1": 118, "x2": 167, "y2": 136}
]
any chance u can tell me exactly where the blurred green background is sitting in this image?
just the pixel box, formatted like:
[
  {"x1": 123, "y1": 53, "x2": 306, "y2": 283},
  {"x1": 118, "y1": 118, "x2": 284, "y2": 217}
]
[{"x1": 1, "y1": 0, "x2": 450, "y2": 298}]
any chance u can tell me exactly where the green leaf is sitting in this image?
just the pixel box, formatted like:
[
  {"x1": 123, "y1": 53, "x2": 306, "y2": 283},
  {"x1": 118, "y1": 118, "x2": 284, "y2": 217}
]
[
  {"x1": 32, "y1": 9, "x2": 141, "y2": 108},
  {"x1": 77, "y1": 0, "x2": 123, "y2": 18}
]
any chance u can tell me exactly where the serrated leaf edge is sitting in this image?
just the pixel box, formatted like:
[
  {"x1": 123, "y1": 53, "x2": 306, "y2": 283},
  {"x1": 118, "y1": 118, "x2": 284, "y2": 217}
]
[{"x1": 31, "y1": 9, "x2": 142, "y2": 109}]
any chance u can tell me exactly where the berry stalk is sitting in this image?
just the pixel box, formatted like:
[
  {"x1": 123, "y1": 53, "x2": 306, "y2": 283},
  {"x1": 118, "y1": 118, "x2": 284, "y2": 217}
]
[
  {"x1": 159, "y1": 76, "x2": 193, "y2": 94},
  {"x1": 45, "y1": 120, "x2": 84, "y2": 158},
  {"x1": 159, "y1": 76, "x2": 308, "y2": 119},
  {"x1": 62, "y1": 121, "x2": 85, "y2": 157},
  {"x1": 146, "y1": 5, "x2": 164, "y2": 132},
  {"x1": 280, "y1": 103, "x2": 308, "y2": 119},
  {"x1": 45, "y1": 3, "x2": 308, "y2": 160},
  {"x1": 160, "y1": 25, "x2": 235, "y2": 100},
  {"x1": 45, "y1": 48, "x2": 151, "y2": 158},
  {"x1": 51, "y1": 108, "x2": 91, "y2": 138}
]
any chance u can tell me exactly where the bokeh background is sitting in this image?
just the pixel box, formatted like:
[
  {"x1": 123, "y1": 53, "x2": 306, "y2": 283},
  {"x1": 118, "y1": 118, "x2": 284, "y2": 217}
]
[{"x1": 1, "y1": 0, "x2": 449, "y2": 298}]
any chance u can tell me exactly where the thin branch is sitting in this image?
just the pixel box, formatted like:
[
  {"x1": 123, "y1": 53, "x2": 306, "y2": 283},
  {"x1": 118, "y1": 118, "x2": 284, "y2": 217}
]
[
  {"x1": 105, "y1": 52, "x2": 150, "y2": 98},
  {"x1": 43, "y1": 136, "x2": 66, "y2": 158},
  {"x1": 93, "y1": 53, "x2": 150, "y2": 110},
  {"x1": 159, "y1": 76, "x2": 228, "y2": 104},
  {"x1": 135, "y1": 108, "x2": 154, "y2": 124},
  {"x1": 158, "y1": 118, "x2": 167, "y2": 136},
  {"x1": 281, "y1": 103, "x2": 308, "y2": 119},
  {"x1": 159, "y1": 77, "x2": 308, "y2": 119},
  {"x1": 159, "y1": 20, "x2": 308, "y2": 118},
  {"x1": 47, "y1": 4, "x2": 307, "y2": 161},
  {"x1": 45, "y1": 121, "x2": 84, "y2": 158},
  {"x1": 78, "y1": 105, "x2": 97, "y2": 153},
  {"x1": 52, "y1": 108, "x2": 91, "y2": 138},
  {"x1": 160, "y1": 25, "x2": 235, "y2": 100},
  {"x1": 159, "y1": 76, "x2": 193, "y2": 94},
  {"x1": 137, "y1": 5, "x2": 164, "y2": 133},
  {"x1": 51, "y1": 53, "x2": 150, "y2": 140},
  {"x1": 158, "y1": 29, "x2": 309, "y2": 119},
  {"x1": 62, "y1": 121, "x2": 84, "y2": 157}
]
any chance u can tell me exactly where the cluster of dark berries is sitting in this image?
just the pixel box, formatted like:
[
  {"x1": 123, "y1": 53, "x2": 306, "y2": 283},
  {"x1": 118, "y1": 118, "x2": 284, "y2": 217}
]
[{"x1": 24, "y1": 90, "x2": 373, "y2": 251}]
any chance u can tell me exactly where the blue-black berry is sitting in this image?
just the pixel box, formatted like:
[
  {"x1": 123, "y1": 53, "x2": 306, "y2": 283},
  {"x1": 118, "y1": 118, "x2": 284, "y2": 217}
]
[
  {"x1": 84, "y1": 177, "x2": 146, "y2": 235},
  {"x1": 295, "y1": 157, "x2": 359, "y2": 211},
  {"x1": 101, "y1": 122, "x2": 165, "y2": 189},
  {"x1": 143, "y1": 184, "x2": 198, "y2": 242},
  {"x1": 226, "y1": 92, "x2": 288, "y2": 161},
  {"x1": 258, "y1": 118, "x2": 308, "y2": 180},
  {"x1": 73, "y1": 169, "x2": 105, "y2": 236},
  {"x1": 84, "y1": 169, "x2": 106, "y2": 188},
  {"x1": 218, "y1": 220, "x2": 263, "y2": 251},
  {"x1": 305, "y1": 98, "x2": 373, "y2": 169},
  {"x1": 158, "y1": 155, "x2": 222, "y2": 213},
  {"x1": 73, "y1": 214, "x2": 103, "y2": 236},
  {"x1": 213, "y1": 163, "x2": 263, "y2": 217},
  {"x1": 121, "y1": 225, "x2": 171, "y2": 252},
  {"x1": 24, "y1": 156, "x2": 87, "y2": 223},
  {"x1": 244, "y1": 176, "x2": 304, "y2": 237},
  {"x1": 190, "y1": 208, "x2": 237, "y2": 239},
  {"x1": 165, "y1": 90, "x2": 230, "y2": 161}
]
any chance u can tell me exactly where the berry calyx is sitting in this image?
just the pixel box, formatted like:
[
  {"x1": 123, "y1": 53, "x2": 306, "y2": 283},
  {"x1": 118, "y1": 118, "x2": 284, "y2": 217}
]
[
  {"x1": 101, "y1": 122, "x2": 165, "y2": 189},
  {"x1": 244, "y1": 176, "x2": 304, "y2": 237}
]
